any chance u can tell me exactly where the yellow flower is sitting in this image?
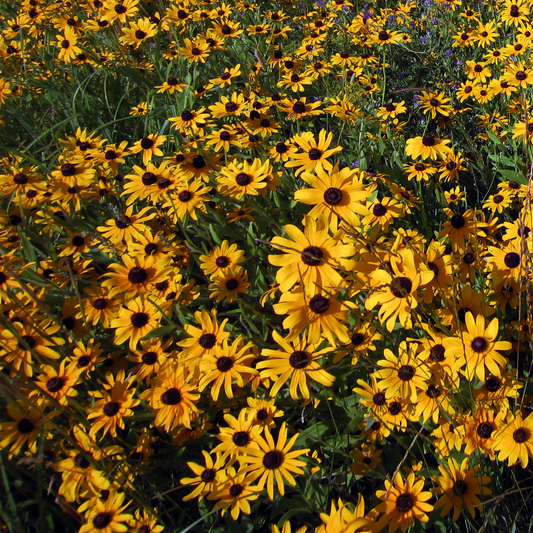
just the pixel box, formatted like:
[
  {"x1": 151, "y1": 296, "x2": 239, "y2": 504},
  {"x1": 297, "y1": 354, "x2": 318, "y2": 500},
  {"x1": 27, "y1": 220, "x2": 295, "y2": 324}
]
[
  {"x1": 239, "y1": 423, "x2": 309, "y2": 500},
  {"x1": 374, "y1": 473, "x2": 434, "y2": 533},
  {"x1": 432, "y1": 457, "x2": 491, "y2": 521}
]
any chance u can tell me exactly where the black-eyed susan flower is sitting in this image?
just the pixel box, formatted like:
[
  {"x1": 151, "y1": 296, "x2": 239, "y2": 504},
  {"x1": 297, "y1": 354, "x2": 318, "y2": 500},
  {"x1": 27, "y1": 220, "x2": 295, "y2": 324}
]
[
  {"x1": 285, "y1": 130, "x2": 342, "y2": 176},
  {"x1": 294, "y1": 164, "x2": 372, "y2": 232},
  {"x1": 119, "y1": 18, "x2": 157, "y2": 47},
  {"x1": 446, "y1": 312, "x2": 512, "y2": 381},
  {"x1": 364, "y1": 249, "x2": 434, "y2": 331},
  {"x1": 34, "y1": 360, "x2": 83, "y2": 406},
  {"x1": 377, "y1": 101, "x2": 407, "y2": 120},
  {"x1": 140, "y1": 359, "x2": 200, "y2": 432},
  {"x1": 79, "y1": 491, "x2": 133, "y2": 533},
  {"x1": 0, "y1": 401, "x2": 46, "y2": 457},
  {"x1": 163, "y1": 179, "x2": 212, "y2": 222},
  {"x1": 403, "y1": 161, "x2": 437, "y2": 182},
  {"x1": 374, "y1": 473, "x2": 434, "y2": 533},
  {"x1": 217, "y1": 159, "x2": 269, "y2": 199},
  {"x1": 372, "y1": 341, "x2": 431, "y2": 403},
  {"x1": 155, "y1": 76, "x2": 186, "y2": 94},
  {"x1": 1, "y1": 319, "x2": 63, "y2": 377},
  {"x1": 102, "y1": 254, "x2": 170, "y2": 300},
  {"x1": 110, "y1": 298, "x2": 161, "y2": 351},
  {"x1": 239, "y1": 422, "x2": 309, "y2": 500},
  {"x1": 55, "y1": 26, "x2": 82, "y2": 63},
  {"x1": 269, "y1": 214, "x2": 354, "y2": 294},
  {"x1": 87, "y1": 370, "x2": 140, "y2": 439},
  {"x1": 102, "y1": 0, "x2": 139, "y2": 23},
  {"x1": 278, "y1": 96, "x2": 323, "y2": 120},
  {"x1": 130, "y1": 134, "x2": 166, "y2": 166},
  {"x1": 493, "y1": 410, "x2": 533, "y2": 468},
  {"x1": 208, "y1": 266, "x2": 250, "y2": 303},
  {"x1": 180, "y1": 450, "x2": 226, "y2": 502},
  {"x1": 207, "y1": 466, "x2": 261, "y2": 519},
  {"x1": 211, "y1": 410, "x2": 261, "y2": 459},
  {"x1": 199, "y1": 240, "x2": 245, "y2": 279},
  {"x1": 258, "y1": 330, "x2": 335, "y2": 400},
  {"x1": 437, "y1": 208, "x2": 487, "y2": 252},
  {"x1": 177, "y1": 309, "x2": 230, "y2": 365},
  {"x1": 96, "y1": 205, "x2": 155, "y2": 245},
  {"x1": 198, "y1": 336, "x2": 256, "y2": 401},
  {"x1": 273, "y1": 287, "x2": 351, "y2": 345},
  {"x1": 432, "y1": 457, "x2": 491, "y2": 521},
  {"x1": 405, "y1": 134, "x2": 452, "y2": 160},
  {"x1": 499, "y1": 0, "x2": 530, "y2": 26},
  {"x1": 128, "y1": 508, "x2": 163, "y2": 533}
]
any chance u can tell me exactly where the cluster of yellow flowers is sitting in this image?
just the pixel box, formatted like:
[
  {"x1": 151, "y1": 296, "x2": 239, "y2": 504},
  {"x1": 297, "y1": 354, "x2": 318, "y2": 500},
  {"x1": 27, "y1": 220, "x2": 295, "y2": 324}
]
[{"x1": 1, "y1": 0, "x2": 533, "y2": 531}]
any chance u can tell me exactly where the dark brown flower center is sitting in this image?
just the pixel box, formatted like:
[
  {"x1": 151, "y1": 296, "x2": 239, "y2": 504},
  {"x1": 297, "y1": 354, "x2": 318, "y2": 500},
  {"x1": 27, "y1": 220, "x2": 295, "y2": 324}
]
[
  {"x1": 142, "y1": 172, "x2": 157, "y2": 186},
  {"x1": 414, "y1": 163, "x2": 426, "y2": 171},
  {"x1": 61, "y1": 163, "x2": 76, "y2": 176},
  {"x1": 232, "y1": 431, "x2": 250, "y2": 446},
  {"x1": 477, "y1": 422, "x2": 493, "y2": 439},
  {"x1": 430, "y1": 345, "x2": 445, "y2": 362},
  {"x1": 373, "y1": 392, "x2": 386, "y2": 405},
  {"x1": 257, "y1": 408, "x2": 268, "y2": 420},
  {"x1": 323, "y1": 187, "x2": 343, "y2": 205},
  {"x1": 308, "y1": 148, "x2": 322, "y2": 161},
  {"x1": 131, "y1": 312, "x2": 149, "y2": 328},
  {"x1": 263, "y1": 450, "x2": 284, "y2": 469},
  {"x1": 301, "y1": 245, "x2": 323, "y2": 266},
  {"x1": 453, "y1": 480, "x2": 468, "y2": 496},
  {"x1": 216, "y1": 356, "x2": 233, "y2": 372},
  {"x1": 513, "y1": 428, "x2": 529, "y2": 443},
  {"x1": 451, "y1": 214, "x2": 465, "y2": 228},
  {"x1": 236, "y1": 173, "x2": 251, "y2": 186},
  {"x1": 395, "y1": 493, "x2": 414, "y2": 513},
  {"x1": 142, "y1": 351, "x2": 157, "y2": 365},
  {"x1": 293, "y1": 102, "x2": 306, "y2": 113},
  {"x1": 422, "y1": 134, "x2": 435, "y2": 146},
  {"x1": 388, "y1": 401, "x2": 402, "y2": 415},
  {"x1": 471, "y1": 337, "x2": 487, "y2": 353},
  {"x1": 128, "y1": 266, "x2": 148, "y2": 284},
  {"x1": 18, "y1": 335, "x2": 36, "y2": 350},
  {"x1": 398, "y1": 365, "x2": 414, "y2": 381},
  {"x1": 373, "y1": 203, "x2": 387, "y2": 217},
  {"x1": 201, "y1": 468, "x2": 216, "y2": 482},
  {"x1": 161, "y1": 387, "x2": 181, "y2": 405},
  {"x1": 181, "y1": 110, "x2": 194, "y2": 121},
  {"x1": 199, "y1": 333, "x2": 216, "y2": 349},
  {"x1": 103, "y1": 402, "x2": 120, "y2": 416},
  {"x1": 93, "y1": 512, "x2": 112, "y2": 529},
  {"x1": 391, "y1": 277, "x2": 412, "y2": 298},
  {"x1": 115, "y1": 216, "x2": 131, "y2": 228},
  {"x1": 135, "y1": 30, "x2": 147, "y2": 39},
  {"x1": 289, "y1": 350, "x2": 309, "y2": 369},
  {"x1": 225, "y1": 102, "x2": 238, "y2": 112},
  {"x1": 140, "y1": 137, "x2": 154, "y2": 149},
  {"x1": 309, "y1": 294, "x2": 330, "y2": 314},
  {"x1": 504, "y1": 252, "x2": 520, "y2": 268},
  {"x1": 46, "y1": 377, "x2": 64, "y2": 393},
  {"x1": 427, "y1": 385, "x2": 440, "y2": 398},
  {"x1": 178, "y1": 190, "x2": 192, "y2": 202},
  {"x1": 485, "y1": 376, "x2": 500, "y2": 392},
  {"x1": 351, "y1": 332, "x2": 364, "y2": 346},
  {"x1": 225, "y1": 278, "x2": 239, "y2": 290},
  {"x1": 17, "y1": 418, "x2": 35, "y2": 434},
  {"x1": 516, "y1": 71, "x2": 527, "y2": 81},
  {"x1": 229, "y1": 484, "x2": 243, "y2": 497},
  {"x1": 215, "y1": 256, "x2": 230, "y2": 268},
  {"x1": 75, "y1": 453, "x2": 90, "y2": 468},
  {"x1": 93, "y1": 298, "x2": 107, "y2": 310}
]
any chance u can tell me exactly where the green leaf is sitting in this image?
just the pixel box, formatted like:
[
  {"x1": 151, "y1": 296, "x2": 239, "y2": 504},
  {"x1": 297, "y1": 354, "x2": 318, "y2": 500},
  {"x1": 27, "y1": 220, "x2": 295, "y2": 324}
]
[
  {"x1": 141, "y1": 325, "x2": 177, "y2": 341},
  {"x1": 497, "y1": 168, "x2": 527, "y2": 185}
]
